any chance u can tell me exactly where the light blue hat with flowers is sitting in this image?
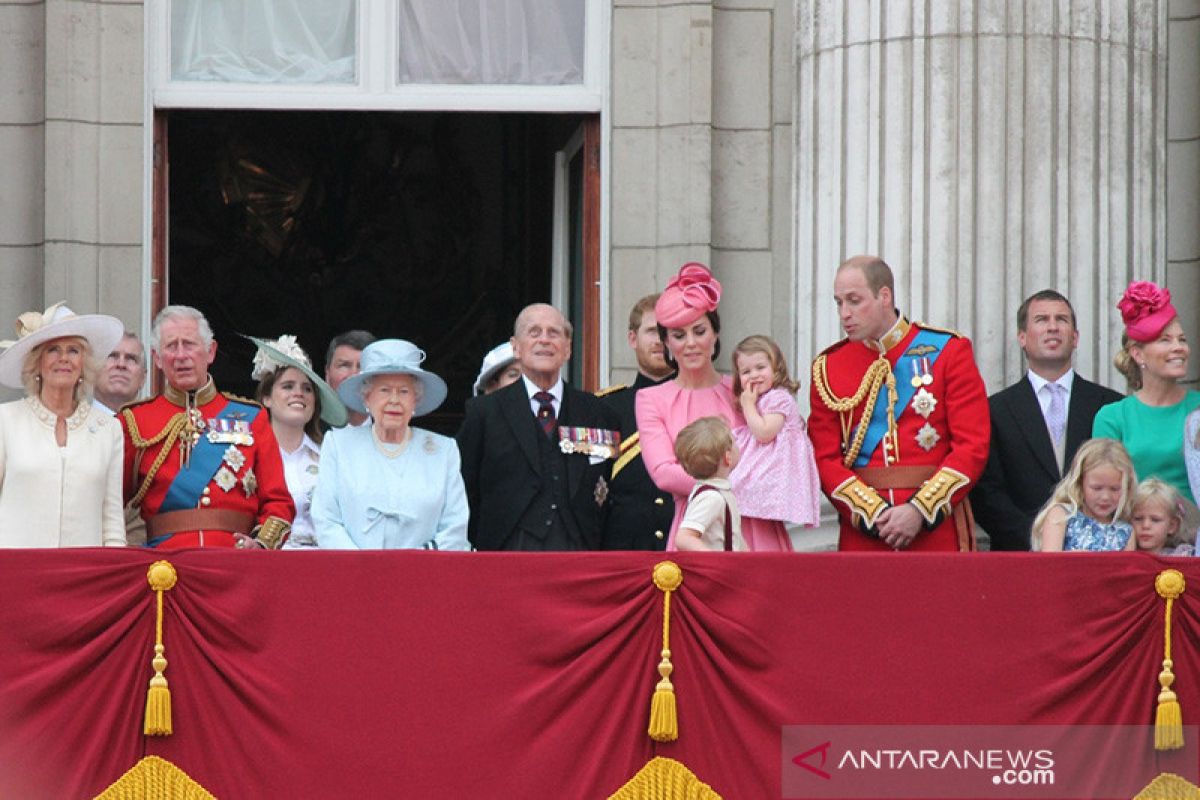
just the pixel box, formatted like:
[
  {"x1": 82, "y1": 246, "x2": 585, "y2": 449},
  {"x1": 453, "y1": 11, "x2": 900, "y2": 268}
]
[{"x1": 336, "y1": 339, "x2": 448, "y2": 417}]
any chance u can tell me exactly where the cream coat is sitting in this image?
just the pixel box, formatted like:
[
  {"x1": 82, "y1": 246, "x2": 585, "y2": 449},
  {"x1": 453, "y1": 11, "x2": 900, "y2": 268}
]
[{"x1": 0, "y1": 397, "x2": 125, "y2": 547}]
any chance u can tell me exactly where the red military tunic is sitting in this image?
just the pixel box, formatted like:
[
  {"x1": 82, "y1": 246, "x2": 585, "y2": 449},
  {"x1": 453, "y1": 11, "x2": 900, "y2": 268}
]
[
  {"x1": 808, "y1": 317, "x2": 990, "y2": 551},
  {"x1": 121, "y1": 379, "x2": 294, "y2": 549}
]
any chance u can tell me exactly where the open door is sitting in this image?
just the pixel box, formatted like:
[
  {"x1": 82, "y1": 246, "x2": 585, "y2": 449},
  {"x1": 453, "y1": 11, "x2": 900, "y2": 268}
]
[{"x1": 551, "y1": 116, "x2": 601, "y2": 391}]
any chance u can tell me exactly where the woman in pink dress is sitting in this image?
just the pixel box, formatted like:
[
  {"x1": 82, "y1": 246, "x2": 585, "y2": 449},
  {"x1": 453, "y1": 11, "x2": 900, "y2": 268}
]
[{"x1": 635, "y1": 263, "x2": 793, "y2": 551}]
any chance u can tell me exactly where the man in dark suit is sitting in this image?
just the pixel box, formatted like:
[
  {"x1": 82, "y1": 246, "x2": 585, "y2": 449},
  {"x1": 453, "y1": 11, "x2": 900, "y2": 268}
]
[
  {"x1": 596, "y1": 294, "x2": 676, "y2": 550},
  {"x1": 971, "y1": 290, "x2": 1123, "y2": 550},
  {"x1": 457, "y1": 303, "x2": 620, "y2": 551}
]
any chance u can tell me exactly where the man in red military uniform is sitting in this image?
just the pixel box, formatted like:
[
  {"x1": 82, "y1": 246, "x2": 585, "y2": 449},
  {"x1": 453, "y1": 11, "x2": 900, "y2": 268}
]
[
  {"x1": 809, "y1": 256, "x2": 990, "y2": 551},
  {"x1": 121, "y1": 306, "x2": 294, "y2": 549}
]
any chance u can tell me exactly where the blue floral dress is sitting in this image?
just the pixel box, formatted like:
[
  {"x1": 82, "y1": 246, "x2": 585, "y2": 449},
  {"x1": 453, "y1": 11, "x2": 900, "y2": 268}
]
[{"x1": 1061, "y1": 508, "x2": 1132, "y2": 552}]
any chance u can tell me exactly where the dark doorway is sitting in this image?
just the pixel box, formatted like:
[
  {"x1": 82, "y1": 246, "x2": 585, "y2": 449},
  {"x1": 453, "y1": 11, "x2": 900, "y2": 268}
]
[{"x1": 165, "y1": 110, "x2": 590, "y2": 434}]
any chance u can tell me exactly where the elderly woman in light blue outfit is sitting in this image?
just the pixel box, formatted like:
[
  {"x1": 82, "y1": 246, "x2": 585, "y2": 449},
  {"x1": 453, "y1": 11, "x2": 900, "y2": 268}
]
[{"x1": 312, "y1": 339, "x2": 469, "y2": 550}]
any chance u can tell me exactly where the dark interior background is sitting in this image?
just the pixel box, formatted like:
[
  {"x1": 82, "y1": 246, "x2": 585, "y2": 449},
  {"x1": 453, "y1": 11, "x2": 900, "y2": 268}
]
[{"x1": 167, "y1": 109, "x2": 585, "y2": 434}]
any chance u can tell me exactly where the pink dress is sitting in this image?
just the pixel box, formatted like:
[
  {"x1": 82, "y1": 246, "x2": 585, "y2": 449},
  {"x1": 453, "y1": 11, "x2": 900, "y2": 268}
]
[
  {"x1": 635, "y1": 376, "x2": 792, "y2": 551},
  {"x1": 730, "y1": 388, "x2": 821, "y2": 528}
]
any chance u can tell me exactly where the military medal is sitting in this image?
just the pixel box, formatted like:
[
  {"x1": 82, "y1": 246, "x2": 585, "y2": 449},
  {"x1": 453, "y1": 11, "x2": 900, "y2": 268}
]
[
  {"x1": 223, "y1": 445, "x2": 246, "y2": 472},
  {"x1": 214, "y1": 466, "x2": 238, "y2": 493},
  {"x1": 912, "y1": 388, "x2": 937, "y2": 419},
  {"x1": 242, "y1": 468, "x2": 258, "y2": 497},
  {"x1": 915, "y1": 422, "x2": 941, "y2": 451},
  {"x1": 594, "y1": 476, "x2": 609, "y2": 506},
  {"x1": 909, "y1": 356, "x2": 934, "y2": 388},
  {"x1": 558, "y1": 427, "x2": 620, "y2": 458},
  {"x1": 208, "y1": 418, "x2": 255, "y2": 446}
]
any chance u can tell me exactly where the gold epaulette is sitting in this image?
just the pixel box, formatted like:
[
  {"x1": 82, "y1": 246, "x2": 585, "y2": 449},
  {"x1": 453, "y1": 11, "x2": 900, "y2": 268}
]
[
  {"x1": 221, "y1": 391, "x2": 262, "y2": 407},
  {"x1": 595, "y1": 383, "x2": 629, "y2": 398},
  {"x1": 909, "y1": 467, "x2": 970, "y2": 524},
  {"x1": 913, "y1": 321, "x2": 964, "y2": 338}
]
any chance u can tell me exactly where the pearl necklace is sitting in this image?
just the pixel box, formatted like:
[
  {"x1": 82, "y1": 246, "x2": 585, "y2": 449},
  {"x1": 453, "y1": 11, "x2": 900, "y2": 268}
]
[{"x1": 373, "y1": 427, "x2": 412, "y2": 459}]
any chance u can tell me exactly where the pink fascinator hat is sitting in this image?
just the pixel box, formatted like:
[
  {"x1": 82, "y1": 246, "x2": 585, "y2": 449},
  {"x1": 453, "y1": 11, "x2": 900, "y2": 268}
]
[
  {"x1": 654, "y1": 262, "x2": 722, "y2": 328},
  {"x1": 1118, "y1": 281, "x2": 1177, "y2": 343}
]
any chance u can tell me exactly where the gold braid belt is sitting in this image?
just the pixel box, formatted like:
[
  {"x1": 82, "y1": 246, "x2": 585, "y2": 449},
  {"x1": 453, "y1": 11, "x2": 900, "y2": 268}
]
[{"x1": 812, "y1": 354, "x2": 897, "y2": 468}]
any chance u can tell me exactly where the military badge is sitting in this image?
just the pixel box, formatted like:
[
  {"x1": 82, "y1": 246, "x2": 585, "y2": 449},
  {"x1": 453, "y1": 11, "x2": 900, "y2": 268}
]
[
  {"x1": 223, "y1": 445, "x2": 246, "y2": 472},
  {"x1": 594, "y1": 476, "x2": 609, "y2": 506},
  {"x1": 905, "y1": 343, "x2": 938, "y2": 357},
  {"x1": 908, "y1": 356, "x2": 934, "y2": 388},
  {"x1": 915, "y1": 423, "x2": 941, "y2": 452},
  {"x1": 207, "y1": 418, "x2": 254, "y2": 446},
  {"x1": 912, "y1": 388, "x2": 937, "y2": 419},
  {"x1": 242, "y1": 468, "x2": 258, "y2": 497},
  {"x1": 214, "y1": 466, "x2": 238, "y2": 493},
  {"x1": 559, "y1": 427, "x2": 621, "y2": 459}
]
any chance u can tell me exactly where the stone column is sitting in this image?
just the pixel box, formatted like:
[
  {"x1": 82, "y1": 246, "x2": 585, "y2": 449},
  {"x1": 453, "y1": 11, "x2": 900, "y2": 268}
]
[
  {"x1": 1167, "y1": 1, "x2": 1200, "y2": 381},
  {"x1": 0, "y1": 0, "x2": 46, "y2": 346},
  {"x1": 794, "y1": 0, "x2": 1167, "y2": 392},
  {"x1": 42, "y1": 0, "x2": 144, "y2": 329},
  {"x1": 608, "y1": 0, "x2": 794, "y2": 383}
]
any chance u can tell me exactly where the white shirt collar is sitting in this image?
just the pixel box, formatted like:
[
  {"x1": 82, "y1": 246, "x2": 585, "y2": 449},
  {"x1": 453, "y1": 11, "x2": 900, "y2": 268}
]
[
  {"x1": 521, "y1": 374, "x2": 563, "y2": 404},
  {"x1": 1027, "y1": 368, "x2": 1075, "y2": 396}
]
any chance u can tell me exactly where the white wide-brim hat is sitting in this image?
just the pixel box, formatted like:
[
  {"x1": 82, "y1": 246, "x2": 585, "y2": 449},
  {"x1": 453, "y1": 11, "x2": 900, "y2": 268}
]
[
  {"x1": 0, "y1": 302, "x2": 124, "y2": 389},
  {"x1": 337, "y1": 339, "x2": 448, "y2": 417},
  {"x1": 472, "y1": 341, "x2": 517, "y2": 396},
  {"x1": 245, "y1": 334, "x2": 348, "y2": 428}
]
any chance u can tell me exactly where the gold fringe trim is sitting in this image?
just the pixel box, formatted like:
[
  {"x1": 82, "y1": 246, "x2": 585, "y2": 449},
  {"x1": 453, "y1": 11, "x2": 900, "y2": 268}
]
[
  {"x1": 95, "y1": 756, "x2": 215, "y2": 800},
  {"x1": 1156, "y1": 569, "x2": 1187, "y2": 751},
  {"x1": 648, "y1": 561, "x2": 683, "y2": 742},
  {"x1": 608, "y1": 757, "x2": 721, "y2": 800},
  {"x1": 1133, "y1": 771, "x2": 1200, "y2": 800},
  {"x1": 144, "y1": 561, "x2": 178, "y2": 736}
]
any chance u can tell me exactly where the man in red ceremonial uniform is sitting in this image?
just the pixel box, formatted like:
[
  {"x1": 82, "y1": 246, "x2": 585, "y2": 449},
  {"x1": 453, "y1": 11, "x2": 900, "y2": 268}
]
[
  {"x1": 120, "y1": 306, "x2": 294, "y2": 549},
  {"x1": 809, "y1": 256, "x2": 990, "y2": 551}
]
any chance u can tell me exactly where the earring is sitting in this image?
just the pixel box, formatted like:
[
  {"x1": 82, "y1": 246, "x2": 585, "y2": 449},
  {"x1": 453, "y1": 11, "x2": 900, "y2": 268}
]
[
  {"x1": 34, "y1": 375, "x2": 41, "y2": 382},
  {"x1": 77, "y1": 377, "x2": 83, "y2": 384},
  {"x1": 1138, "y1": 362, "x2": 1147, "y2": 369}
]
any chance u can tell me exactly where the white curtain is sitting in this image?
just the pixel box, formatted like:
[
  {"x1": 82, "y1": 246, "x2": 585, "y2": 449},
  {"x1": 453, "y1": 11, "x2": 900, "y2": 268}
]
[
  {"x1": 171, "y1": 0, "x2": 357, "y2": 84},
  {"x1": 397, "y1": 0, "x2": 584, "y2": 85}
]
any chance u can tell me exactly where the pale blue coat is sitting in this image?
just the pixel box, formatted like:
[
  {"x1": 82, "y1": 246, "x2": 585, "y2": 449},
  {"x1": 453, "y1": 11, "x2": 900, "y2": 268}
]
[{"x1": 312, "y1": 424, "x2": 470, "y2": 550}]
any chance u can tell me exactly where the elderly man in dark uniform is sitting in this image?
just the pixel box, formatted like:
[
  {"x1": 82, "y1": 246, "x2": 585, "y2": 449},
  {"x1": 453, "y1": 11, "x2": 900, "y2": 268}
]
[
  {"x1": 808, "y1": 256, "x2": 990, "y2": 551},
  {"x1": 120, "y1": 305, "x2": 294, "y2": 549},
  {"x1": 457, "y1": 303, "x2": 619, "y2": 551},
  {"x1": 596, "y1": 294, "x2": 676, "y2": 550}
]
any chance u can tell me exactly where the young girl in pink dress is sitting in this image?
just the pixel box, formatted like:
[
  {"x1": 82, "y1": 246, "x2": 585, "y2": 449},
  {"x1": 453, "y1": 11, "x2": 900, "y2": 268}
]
[
  {"x1": 636, "y1": 262, "x2": 792, "y2": 551},
  {"x1": 729, "y1": 336, "x2": 821, "y2": 548}
]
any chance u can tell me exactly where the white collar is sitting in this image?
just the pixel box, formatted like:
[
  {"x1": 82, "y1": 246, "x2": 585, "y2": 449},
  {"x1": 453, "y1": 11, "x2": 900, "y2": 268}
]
[
  {"x1": 522, "y1": 374, "x2": 563, "y2": 403},
  {"x1": 1027, "y1": 368, "x2": 1076, "y2": 396}
]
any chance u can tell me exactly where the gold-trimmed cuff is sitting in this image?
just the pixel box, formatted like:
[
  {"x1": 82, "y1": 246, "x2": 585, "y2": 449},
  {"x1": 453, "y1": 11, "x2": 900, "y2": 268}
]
[
  {"x1": 910, "y1": 467, "x2": 970, "y2": 525},
  {"x1": 253, "y1": 516, "x2": 291, "y2": 550},
  {"x1": 831, "y1": 477, "x2": 888, "y2": 530}
]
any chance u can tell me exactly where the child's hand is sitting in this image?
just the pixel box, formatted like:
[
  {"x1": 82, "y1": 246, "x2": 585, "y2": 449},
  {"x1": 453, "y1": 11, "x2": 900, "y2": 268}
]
[{"x1": 739, "y1": 381, "x2": 762, "y2": 410}]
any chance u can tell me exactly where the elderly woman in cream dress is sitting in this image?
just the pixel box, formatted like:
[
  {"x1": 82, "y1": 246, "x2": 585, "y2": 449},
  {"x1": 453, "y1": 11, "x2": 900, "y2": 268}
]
[
  {"x1": 312, "y1": 339, "x2": 469, "y2": 550},
  {"x1": 0, "y1": 303, "x2": 126, "y2": 547}
]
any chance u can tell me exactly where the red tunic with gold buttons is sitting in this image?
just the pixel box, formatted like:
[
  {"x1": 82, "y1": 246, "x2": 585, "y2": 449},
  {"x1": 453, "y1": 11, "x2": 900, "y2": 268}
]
[
  {"x1": 808, "y1": 317, "x2": 990, "y2": 551},
  {"x1": 120, "y1": 380, "x2": 294, "y2": 549}
]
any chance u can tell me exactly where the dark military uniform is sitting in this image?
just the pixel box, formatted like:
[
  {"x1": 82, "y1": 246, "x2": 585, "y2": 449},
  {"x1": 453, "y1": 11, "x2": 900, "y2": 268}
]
[{"x1": 597, "y1": 372, "x2": 675, "y2": 550}]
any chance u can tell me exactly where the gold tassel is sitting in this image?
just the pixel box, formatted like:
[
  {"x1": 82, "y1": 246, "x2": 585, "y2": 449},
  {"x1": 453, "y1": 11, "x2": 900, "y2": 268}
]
[
  {"x1": 144, "y1": 560, "x2": 178, "y2": 736},
  {"x1": 648, "y1": 561, "x2": 683, "y2": 742},
  {"x1": 1155, "y1": 569, "x2": 1186, "y2": 750}
]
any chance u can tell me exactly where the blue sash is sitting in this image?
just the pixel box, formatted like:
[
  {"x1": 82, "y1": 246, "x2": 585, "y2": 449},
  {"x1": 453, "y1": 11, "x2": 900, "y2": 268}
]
[
  {"x1": 853, "y1": 329, "x2": 952, "y2": 468},
  {"x1": 160, "y1": 399, "x2": 259, "y2": 513}
]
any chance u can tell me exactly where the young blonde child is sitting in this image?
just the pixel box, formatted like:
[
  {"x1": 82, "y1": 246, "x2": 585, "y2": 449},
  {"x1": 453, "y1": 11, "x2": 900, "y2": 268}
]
[
  {"x1": 728, "y1": 335, "x2": 821, "y2": 550},
  {"x1": 1033, "y1": 438, "x2": 1137, "y2": 552},
  {"x1": 673, "y1": 416, "x2": 746, "y2": 552},
  {"x1": 1132, "y1": 478, "x2": 1195, "y2": 556}
]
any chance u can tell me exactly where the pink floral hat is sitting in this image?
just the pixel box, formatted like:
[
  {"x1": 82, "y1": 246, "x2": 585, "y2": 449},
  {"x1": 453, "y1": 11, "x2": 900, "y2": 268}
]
[
  {"x1": 654, "y1": 263, "x2": 722, "y2": 328},
  {"x1": 1118, "y1": 281, "x2": 1177, "y2": 343}
]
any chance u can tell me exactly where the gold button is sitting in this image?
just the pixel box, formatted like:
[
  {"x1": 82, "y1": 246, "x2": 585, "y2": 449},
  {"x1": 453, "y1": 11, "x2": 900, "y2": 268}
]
[
  {"x1": 200, "y1": 497, "x2": 211, "y2": 507},
  {"x1": 202, "y1": 487, "x2": 211, "y2": 496},
  {"x1": 654, "y1": 498, "x2": 664, "y2": 505},
  {"x1": 655, "y1": 530, "x2": 664, "y2": 539}
]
